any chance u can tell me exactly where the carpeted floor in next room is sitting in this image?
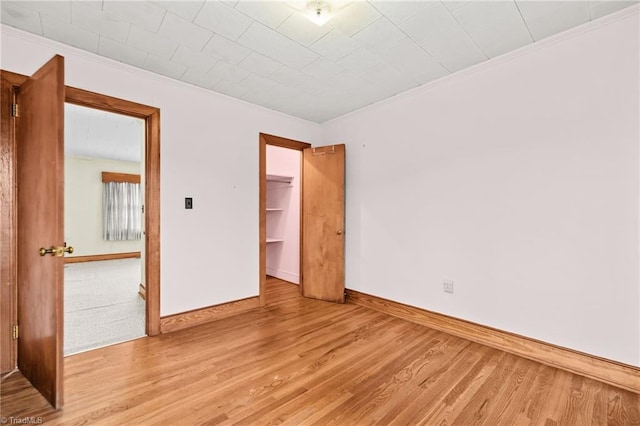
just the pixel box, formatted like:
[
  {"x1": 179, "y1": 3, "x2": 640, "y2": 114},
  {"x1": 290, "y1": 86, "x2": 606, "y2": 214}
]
[{"x1": 64, "y1": 258, "x2": 145, "y2": 356}]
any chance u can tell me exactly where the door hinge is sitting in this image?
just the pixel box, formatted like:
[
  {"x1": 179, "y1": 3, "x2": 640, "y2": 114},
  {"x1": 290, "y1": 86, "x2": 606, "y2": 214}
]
[
  {"x1": 11, "y1": 103, "x2": 19, "y2": 117},
  {"x1": 12, "y1": 325, "x2": 18, "y2": 340}
]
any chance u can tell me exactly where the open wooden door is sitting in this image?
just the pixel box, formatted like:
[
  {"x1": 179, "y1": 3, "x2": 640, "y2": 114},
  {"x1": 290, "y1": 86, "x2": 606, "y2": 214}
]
[
  {"x1": 302, "y1": 144, "x2": 345, "y2": 303},
  {"x1": 16, "y1": 55, "x2": 65, "y2": 409}
]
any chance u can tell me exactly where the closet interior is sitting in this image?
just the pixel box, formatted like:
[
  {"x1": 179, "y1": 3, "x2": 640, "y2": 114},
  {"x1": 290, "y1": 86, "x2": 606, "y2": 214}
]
[{"x1": 266, "y1": 145, "x2": 301, "y2": 284}]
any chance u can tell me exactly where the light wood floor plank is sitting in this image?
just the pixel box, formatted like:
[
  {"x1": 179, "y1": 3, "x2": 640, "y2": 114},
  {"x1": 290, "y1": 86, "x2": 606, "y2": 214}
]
[{"x1": 1, "y1": 277, "x2": 639, "y2": 425}]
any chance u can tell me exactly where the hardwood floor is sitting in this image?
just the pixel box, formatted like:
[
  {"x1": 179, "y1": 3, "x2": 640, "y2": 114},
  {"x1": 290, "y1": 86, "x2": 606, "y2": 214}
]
[{"x1": 2, "y1": 277, "x2": 639, "y2": 425}]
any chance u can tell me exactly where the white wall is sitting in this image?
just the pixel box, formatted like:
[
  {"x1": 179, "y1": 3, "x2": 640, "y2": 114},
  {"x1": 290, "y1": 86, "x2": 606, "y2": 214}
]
[
  {"x1": 266, "y1": 145, "x2": 301, "y2": 284},
  {"x1": 1, "y1": 25, "x2": 322, "y2": 316},
  {"x1": 65, "y1": 156, "x2": 141, "y2": 257},
  {"x1": 323, "y1": 9, "x2": 640, "y2": 366}
]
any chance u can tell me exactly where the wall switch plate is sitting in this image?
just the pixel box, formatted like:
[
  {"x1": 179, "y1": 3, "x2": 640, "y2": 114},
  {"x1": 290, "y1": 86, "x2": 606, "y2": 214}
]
[
  {"x1": 443, "y1": 279, "x2": 454, "y2": 294},
  {"x1": 185, "y1": 197, "x2": 193, "y2": 209}
]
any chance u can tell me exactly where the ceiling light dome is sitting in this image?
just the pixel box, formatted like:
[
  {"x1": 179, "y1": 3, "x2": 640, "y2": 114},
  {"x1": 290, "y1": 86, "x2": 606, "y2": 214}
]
[{"x1": 288, "y1": 0, "x2": 351, "y2": 26}]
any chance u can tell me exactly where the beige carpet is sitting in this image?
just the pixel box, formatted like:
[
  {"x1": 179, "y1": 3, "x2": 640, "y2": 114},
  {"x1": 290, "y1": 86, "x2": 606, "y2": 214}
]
[{"x1": 64, "y1": 258, "x2": 145, "y2": 356}]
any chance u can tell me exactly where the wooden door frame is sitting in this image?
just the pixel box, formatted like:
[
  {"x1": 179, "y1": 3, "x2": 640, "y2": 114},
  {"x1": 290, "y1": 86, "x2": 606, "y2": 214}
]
[
  {"x1": 259, "y1": 133, "x2": 311, "y2": 306},
  {"x1": 1, "y1": 71, "x2": 20, "y2": 373},
  {"x1": 0, "y1": 70, "x2": 161, "y2": 372}
]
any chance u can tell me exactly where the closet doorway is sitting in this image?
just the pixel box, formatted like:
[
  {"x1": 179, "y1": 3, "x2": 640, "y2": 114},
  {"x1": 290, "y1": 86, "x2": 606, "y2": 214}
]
[
  {"x1": 265, "y1": 144, "x2": 302, "y2": 286},
  {"x1": 259, "y1": 133, "x2": 346, "y2": 305}
]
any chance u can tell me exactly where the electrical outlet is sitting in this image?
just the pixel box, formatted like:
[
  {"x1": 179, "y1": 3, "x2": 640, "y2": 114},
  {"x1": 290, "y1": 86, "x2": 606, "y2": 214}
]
[
  {"x1": 185, "y1": 197, "x2": 193, "y2": 209},
  {"x1": 443, "y1": 279, "x2": 454, "y2": 294}
]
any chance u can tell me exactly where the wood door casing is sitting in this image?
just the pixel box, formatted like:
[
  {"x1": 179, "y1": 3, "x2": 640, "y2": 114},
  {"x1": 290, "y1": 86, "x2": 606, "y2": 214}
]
[
  {"x1": 259, "y1": 134, "x2": 310, "y2": 306},
  {"x1": 16, "y1": 55, "x2": 65, "y2": 408},
  {"x1": 302, "y1": 144, "x2": 345, "y2": 303},
  {"x1": 0, "y1": 71, "x2": 18, "y2": 374},
  {"x1": 66, "y1": 87, "x2": 162, "y2": 336}
]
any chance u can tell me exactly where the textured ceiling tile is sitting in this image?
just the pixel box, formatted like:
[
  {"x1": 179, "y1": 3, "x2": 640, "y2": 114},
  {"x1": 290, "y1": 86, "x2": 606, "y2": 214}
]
[
  {"x1": 102, "y1": 1, "x2": 166, "y2": 32},
  {"x1": 194, "y1": 1, "x2": 252, "y2": 41},
  {"x1": 400, "y1": 2, "x2": 459, "y2": 43},
  {"x1": 158, "y1": 12, "x2": 213, "y2": 51},
  {"x1": 238, "y1": 22, "x2": 318, "y2": 69},
  {"x1": 268, "y1": 83, "x2": 305, "y2": 102},
  {"x1": 214, "y1": 79, "x2": 248, "y2": 98},
  {"x1": 442, "y1": 1, "x2": 471, "y2": 12},
  {"x1": 269, "y1": 65, "x2": 310, "y2": 87},
  {"x1": 171, "y1": 45, "x2": 218, "y2": 70},
  {"x1": 330, "y1": 1, "x2": 381, "y2": 37},
  {"x1": 98, "y1": 36, "x2": 148, "y2": 68},
  {"x1": 76, "y1": 1, "x2": 102, "y2": 11},
  {"x1": 242, "y1": 86, "x2": 277, "y2": 106},
  {"x1": 234, "y1": 1, "x2": 293, "y2": 29},
  {"x1": 337, "y1": 48, "x2": 383, "y2": 75},
  {"x1": 41, "y1": 14, "x2": 99, "y2": 52},
  {"x1": 241, "y1": 73, "x2": 279, "y2": 92},
  {"x1": 350, "y1": 17, "x2": 406, "y2": 53},
  {"x1": 276, "y1": 11, "x2": 333, "y2": 46},
  {"x1": 202, "y1": 34, "x2": 251, "y2": 65},
  {"x1": 359, "y1": 60, "x2": 417, "y2": 89},
  {"x1": 369, "y1": 1, "x2": 428, "y2": 25},
  {"x1": 453, "y1": 1, "x2": 533, "y2": 58},
  {"x1": 330, "y1": 70, "x2": 378, "y2": 99},
  {"x1": 516, "y1": 1, "x2": 591, "y2": 41},
  {"x1": 589, "y1": 1, "x2": 638, "y2": 19},
  {"x1": 296, "y1": 75, "x2": 337, "y2": 96},
  {"x1": 417, "y1": 27, "x2": 487, "y2": 72},
  {"x1": 370, "y1": 67, "x2": 420, "y2": 96},
  {"x1": 378, "y1": 37, "x2": 449, "y2": 84},
  {"x1": 1, "y1": 2, "x2": 43, "y2": 35},
  {"x1": 143, "y1": 53, "x2": 188, "y2": 79},
  {"x1": 71, "y1": 2, "x2": 130, "y2": 43},
  {"x1": 127, "y1": 25, "x2": 178, "y2": 59},
  {"x1": 272, "y1": 89, "x2": 306, "y2": 107},
  {"x1": 180, "y1": 66, "x2": 221, "y2": 89},
  {"x1": 310, "y1": 29, "x2": 359, "y2": 61},
  {"x1": 20, "y1": 1, "x2": 71, "y2": 23},
  {"x1": 238, "y1": 52, "x2": 281, "y2": 77},
  {"x1": 151, "y1": 1, "x2": 204, "y2": 21},
  {"x1": 209, "y1": 60, "x2": 251, "y2": 83},
  {"x1": 302, "y1": 57, "x2": 344, "y2": 80}
]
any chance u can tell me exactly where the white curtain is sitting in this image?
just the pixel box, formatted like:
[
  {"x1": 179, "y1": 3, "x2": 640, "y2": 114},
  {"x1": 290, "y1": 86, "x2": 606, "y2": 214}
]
[{"x1": 103, "y1": 182, "x2": 142, "y2": 241}]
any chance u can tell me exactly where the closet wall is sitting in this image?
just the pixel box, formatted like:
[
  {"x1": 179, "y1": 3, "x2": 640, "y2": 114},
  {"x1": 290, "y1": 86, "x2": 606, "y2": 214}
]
[{"x1": 266, "y1": 145, "x2": 300, "y2": 284}]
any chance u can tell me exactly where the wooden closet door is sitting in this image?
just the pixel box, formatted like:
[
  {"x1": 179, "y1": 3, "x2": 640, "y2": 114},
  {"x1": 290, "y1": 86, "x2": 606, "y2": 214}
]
[{"x1": 302, "y1": 144, "x2": 345, "y2": 303}]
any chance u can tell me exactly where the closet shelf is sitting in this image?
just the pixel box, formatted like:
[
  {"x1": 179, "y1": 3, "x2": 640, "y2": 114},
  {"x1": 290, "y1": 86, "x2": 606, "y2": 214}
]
[
  {"x1": 266, "y1": 238, "x2": 284, "y2": 243},
  {"x1": 266, "y1": 174, "x2": 293, "y2": 183}
]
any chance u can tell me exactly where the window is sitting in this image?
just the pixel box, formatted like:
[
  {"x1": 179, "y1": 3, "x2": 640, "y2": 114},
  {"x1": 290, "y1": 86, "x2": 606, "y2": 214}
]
[{"x1": 102, "y1": 172, "x2": 142, "y2": 241}]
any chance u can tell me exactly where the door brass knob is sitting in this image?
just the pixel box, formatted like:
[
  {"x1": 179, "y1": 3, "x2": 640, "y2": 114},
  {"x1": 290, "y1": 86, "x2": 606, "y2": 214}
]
[
  {"x1": 39, "y1": 247, "x2": 55, "y2": 256},
  {"x1": 39, "y1": 245, "x2": 74, "y2": 256}
]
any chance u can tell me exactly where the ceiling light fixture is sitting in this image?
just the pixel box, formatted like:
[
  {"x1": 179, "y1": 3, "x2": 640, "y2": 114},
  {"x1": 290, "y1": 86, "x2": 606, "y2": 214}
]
[
  {"x1": 305, "y1": 0, "x2": 333, "y2": 26},
  {"x1": 288, "y1": 1, "x2": 350, "y2": 27}
]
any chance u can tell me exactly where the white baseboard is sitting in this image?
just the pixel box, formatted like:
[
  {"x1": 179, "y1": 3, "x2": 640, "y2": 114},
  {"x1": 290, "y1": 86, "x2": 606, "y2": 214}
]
[{"x1": 266, "y1": 267, "x2": 299, "y2": 284}]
